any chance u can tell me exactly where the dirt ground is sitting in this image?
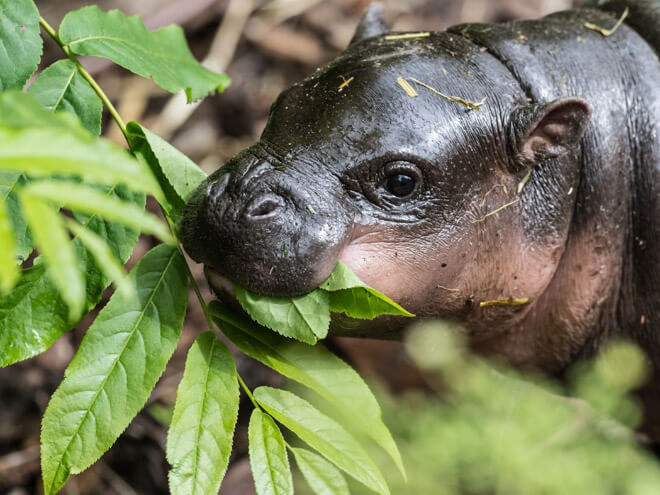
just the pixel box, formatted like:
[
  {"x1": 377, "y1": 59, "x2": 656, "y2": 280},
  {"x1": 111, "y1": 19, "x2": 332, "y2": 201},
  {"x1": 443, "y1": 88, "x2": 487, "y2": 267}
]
[{"x1": 0, "y1": 0, "x2": 579, "y2": 493}]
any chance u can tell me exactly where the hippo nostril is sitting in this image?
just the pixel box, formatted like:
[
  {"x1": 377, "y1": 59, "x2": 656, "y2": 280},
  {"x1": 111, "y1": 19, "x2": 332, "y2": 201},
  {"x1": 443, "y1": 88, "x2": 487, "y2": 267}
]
[
  {"x1": 208, "y1": 173, "x2": 230, "y2": 201},
  {"x1": 246, "y1": 195, "x2": 284, "y2": 220}
]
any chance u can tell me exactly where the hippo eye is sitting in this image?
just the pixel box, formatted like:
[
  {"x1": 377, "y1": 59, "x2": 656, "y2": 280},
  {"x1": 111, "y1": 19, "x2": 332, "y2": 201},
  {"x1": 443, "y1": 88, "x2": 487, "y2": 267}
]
[{"x1": 386, "y1": 173, "x2": 416, "y2": 197}]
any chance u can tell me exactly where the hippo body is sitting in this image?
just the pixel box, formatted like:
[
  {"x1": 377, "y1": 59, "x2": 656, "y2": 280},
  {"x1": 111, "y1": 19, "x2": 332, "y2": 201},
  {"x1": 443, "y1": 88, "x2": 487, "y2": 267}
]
[{"x1": 183, "y1": 2, "x2": 660, "y2": 436}]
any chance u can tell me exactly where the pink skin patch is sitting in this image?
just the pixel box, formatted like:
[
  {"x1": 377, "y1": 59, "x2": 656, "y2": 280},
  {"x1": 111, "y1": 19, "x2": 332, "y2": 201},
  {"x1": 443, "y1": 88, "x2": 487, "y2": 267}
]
[
  {"x1": 339, "y1": 211, "x2": 568, "y2": 333},
  {"x1": 339, "y1": 243, "x2": 386, "y2": 289},
  {"x1": 339, "y1": 240, "x2": 436, "y2": 309}
]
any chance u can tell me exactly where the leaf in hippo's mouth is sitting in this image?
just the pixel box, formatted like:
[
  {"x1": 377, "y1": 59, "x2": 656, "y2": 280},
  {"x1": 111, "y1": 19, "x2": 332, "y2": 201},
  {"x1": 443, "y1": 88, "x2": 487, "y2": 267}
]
[
  {"x1": 234, "y1": 285, "x2": 328, "y2": 344},
  {"x1": 233, "y1": 261, "x2": 414, "y2": 345},
  {"x1": 320, "y1": 261, "x2": 415, "y2": 320}
]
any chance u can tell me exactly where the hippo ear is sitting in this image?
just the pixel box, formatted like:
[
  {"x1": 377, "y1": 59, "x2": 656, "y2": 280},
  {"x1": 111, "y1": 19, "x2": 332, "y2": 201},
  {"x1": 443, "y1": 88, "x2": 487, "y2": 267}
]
[
  {"x1": 349, "y1": 3, "x2": 389, "y2": 46},
  {"x1": 509, "y1": 97, "x2": 591, "y2": 170}
]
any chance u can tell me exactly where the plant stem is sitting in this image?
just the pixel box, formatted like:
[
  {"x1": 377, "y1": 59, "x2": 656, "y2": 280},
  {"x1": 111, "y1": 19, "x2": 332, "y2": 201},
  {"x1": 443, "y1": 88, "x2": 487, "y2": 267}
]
[
  {"x1": 182, "y1": 259, "x2": 263, "y2": 410},
  {"x1": 183, "y1": 257, "x2": 215, "y2": 329},
  {"x1": 238, "y1": 374, "x2": 261, "y2": 409},
  {"x1": 187, "y1": 262, "x2": 263, "y2": 411},
  {"x1": 179, "y1": 268, "x2": 261, "y2": 409},
  {"x1": 39, "y1": 16, "x2": 128, "y2": 138}
]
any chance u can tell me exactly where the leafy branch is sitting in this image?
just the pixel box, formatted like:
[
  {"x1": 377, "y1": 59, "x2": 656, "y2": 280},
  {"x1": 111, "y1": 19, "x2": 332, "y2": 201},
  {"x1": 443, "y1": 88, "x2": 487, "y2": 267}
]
[
  {"x1": 0, "y1": 3, "x2": 406, "y2": 495},
  {"x1": 38, "y1": 16, "x2": 128, "y2": 136},
  {"x1": 39, "y1": 12, "x2": 232, "y2": 368}
]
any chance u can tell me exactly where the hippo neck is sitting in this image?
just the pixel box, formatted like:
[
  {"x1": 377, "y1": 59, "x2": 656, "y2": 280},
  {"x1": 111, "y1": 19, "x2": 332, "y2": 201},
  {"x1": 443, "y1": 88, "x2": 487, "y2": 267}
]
[{"x1": 451, "y1": 7, "x2": 660, "y2": 371}]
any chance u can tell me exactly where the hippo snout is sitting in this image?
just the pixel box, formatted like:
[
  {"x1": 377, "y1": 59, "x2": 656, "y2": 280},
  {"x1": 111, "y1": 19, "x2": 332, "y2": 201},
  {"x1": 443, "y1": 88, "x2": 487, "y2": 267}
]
[{"x1": 180, "y1": 146, "x2": 355, "y2": 297}]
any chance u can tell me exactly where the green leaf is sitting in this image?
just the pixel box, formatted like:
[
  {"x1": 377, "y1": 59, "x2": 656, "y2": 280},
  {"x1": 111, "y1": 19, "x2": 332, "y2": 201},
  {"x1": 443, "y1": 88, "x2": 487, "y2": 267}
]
[
  {"x1": 211, "y1": 302, "x2": 405, "y2": 478},
  {"x1": 292, "y1": 448, "x2": 349, "y2": 495},
  {"x1": 320, "y1": 261, "x2": 373, "y2": 292},
  {"x1": 0, "y1": 89, "x2": 94, "y2": 264},
  {"x1": 127, "y1": 122, "x2": 206, "y2": 219},
  {"x1": 59, "y1": 6, "x2": 231, "y2": 103},
  {"x1": 167, "y1": 331, "x2": 239, "y2": 495},
  {"x1": 19, "y1": 192, "x2": 85, "y2": 320},
  {"x1": 0, "y1": 92, "x2": 160, "y2": 197},
  {"x1": 64, "y1": 218, "x2": 134, "y2": 299},
  {"x1": 0, "y1": 171, "x2": 32, "y2": 261},
  {"x1": 320, "y1": 262, "x2": 414, "y2": 319},
  {"x1": 234, "y1": 285, "x2": 328, "y2": 344},
  {"x1": 0, "y1": 196, "x2": 18, "y2": 293},
  {"x1": 248, "y1": 409, "x2": 294, "y2": 495},
  {"x1": 26, "y1": 180, "x2": 174, "y2": 244},
  {"x1": 0, "y1": 89, "x2": 88, "y2": 135},
  {"x1": 41, "y1": 244, "x2": 188, "y2": 495},
  {"x1": 28, "y1": 59, "x2": 103, "y2": 136},
  {"x1": 254, "y1": 387, "x2": 390, "y2": 495},
  {"x1": 0, "y1": 127, "x2": 161, "y2": 197},
  {"x1": 71, "y1": 184, "x2": 143, "y2": 264},
  {"x1": 0, "y1": 0, "x2": 42, "y2": 91},
  {"x1": 0, "y1": 264, "x2": 58, "y2": 367},
  {"x1": 0, "y1": 184, "x2": 141, "y2": 367},
  {"x1": 228, "y1": 262, "x2": 411, "y2": 347}
]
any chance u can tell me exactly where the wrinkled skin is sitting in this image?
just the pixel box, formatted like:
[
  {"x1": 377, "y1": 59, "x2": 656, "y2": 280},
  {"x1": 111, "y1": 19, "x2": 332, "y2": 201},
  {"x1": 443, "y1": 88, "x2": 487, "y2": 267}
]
[{"x1": 182, "y1": 1, "x2": 660, "y2": 437}]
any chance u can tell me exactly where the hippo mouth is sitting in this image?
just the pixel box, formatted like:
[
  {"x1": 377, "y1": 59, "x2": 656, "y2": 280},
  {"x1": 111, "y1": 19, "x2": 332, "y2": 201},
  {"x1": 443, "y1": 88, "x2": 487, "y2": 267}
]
[
  {"x1": 205, "y1": 266, "x2": 240, "y2": 309},
  {"x1": 205, "y1": 262, "x2": 383, "y2": 336},
  {"x1": 203, "y1": 234, "x2": 389, "y2": 305}
]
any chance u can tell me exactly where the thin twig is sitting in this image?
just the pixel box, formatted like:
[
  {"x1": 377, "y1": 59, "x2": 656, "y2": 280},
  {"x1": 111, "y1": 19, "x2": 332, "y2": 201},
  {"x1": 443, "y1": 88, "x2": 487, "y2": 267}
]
[
  {"x1": 102, "y1": 464, "x2": 140, "y2": 495},
  {"x1": 408, "y1": 77, "x2": 486, "y2": 110},
  {"x1": 384, "y1": 32, "x2": 430, "y2": 40},
  {"x1": 479, "y1": 183, "x2": 508, "y2": 207},
  {"x1": 472, "y1": 198, "x2": 520, "y2": 224},
  {"x1": 584, "y1": 7, "x2": 629, "y2": 36},
  {"x1": 152, "y1": 0, "x2": 256, "y2": 138},
  {"x1": 0, "y1": 445, "x2": 40, "y2": 475}
]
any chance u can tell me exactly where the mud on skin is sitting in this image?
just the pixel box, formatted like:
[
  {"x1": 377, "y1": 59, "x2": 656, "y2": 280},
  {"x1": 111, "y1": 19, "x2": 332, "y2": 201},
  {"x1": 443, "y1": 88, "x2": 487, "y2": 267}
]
[{"x1": 182, "y1": 1, "x2": 660, "y2": 438}]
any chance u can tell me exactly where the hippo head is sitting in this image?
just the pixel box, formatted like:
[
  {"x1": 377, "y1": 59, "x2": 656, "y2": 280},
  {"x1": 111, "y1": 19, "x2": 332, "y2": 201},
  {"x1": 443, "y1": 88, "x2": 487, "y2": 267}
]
[{"x1": 181, "y1": 5, "x2": 591, "y2": 337}]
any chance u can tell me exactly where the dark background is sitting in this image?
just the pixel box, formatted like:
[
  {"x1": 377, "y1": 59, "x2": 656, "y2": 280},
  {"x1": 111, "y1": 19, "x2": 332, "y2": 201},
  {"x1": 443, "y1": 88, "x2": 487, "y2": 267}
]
[{"x1": 1, "y1": 1, "x2": 579, "y2": 493}]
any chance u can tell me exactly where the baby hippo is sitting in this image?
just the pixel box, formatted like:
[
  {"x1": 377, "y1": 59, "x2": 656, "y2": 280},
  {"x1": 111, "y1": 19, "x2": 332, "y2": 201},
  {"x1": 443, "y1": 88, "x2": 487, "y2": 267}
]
[{"x1": 182, "y1": 1, "x2": 660, "y2": 437}]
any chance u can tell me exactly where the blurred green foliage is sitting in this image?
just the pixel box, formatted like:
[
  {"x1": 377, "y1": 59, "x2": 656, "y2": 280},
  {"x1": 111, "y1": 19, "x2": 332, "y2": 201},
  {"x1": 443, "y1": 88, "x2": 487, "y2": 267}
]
[{"x1": 299, "y1": 321, "x2": 660, "y2": 495}]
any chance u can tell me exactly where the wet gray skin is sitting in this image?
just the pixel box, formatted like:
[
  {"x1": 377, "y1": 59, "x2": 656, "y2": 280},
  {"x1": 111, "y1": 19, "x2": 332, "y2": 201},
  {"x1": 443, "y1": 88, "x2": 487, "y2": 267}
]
[{"x1": 182, "y1": 2, "x2": 660, "y2": 437}]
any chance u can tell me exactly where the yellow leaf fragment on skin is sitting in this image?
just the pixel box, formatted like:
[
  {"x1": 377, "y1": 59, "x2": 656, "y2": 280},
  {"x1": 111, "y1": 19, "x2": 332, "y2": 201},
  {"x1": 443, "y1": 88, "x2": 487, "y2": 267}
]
[
  {"x1": 397, "y1": 77, "x2": 418, "y2": 97},
  {"x1": 338, "y1": 76, "x2": 354, "y2": 92},
  {"x1": 517, "y1": 169, "x2": 532, "y2": 194},
  {"x1": 584, "y1": 7, "x2": 629, "y2": 36},
  {"x1": 384, "y1": 32, "x2": 431, "y2": 40},
  {"x1": 480, "y1": 297, "x2": 530, "y2": 308}
]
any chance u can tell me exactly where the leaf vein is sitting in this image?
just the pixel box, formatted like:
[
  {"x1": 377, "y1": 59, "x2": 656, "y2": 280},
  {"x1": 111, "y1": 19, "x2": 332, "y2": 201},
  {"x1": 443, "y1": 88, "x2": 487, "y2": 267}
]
[{"x1": 51, "y1": 64, "x2": 77, "y2": 112}]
